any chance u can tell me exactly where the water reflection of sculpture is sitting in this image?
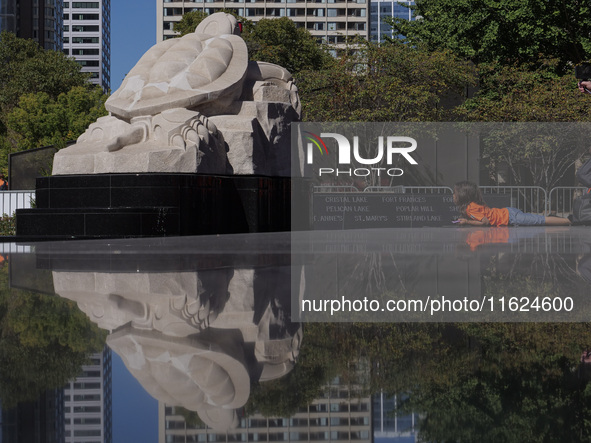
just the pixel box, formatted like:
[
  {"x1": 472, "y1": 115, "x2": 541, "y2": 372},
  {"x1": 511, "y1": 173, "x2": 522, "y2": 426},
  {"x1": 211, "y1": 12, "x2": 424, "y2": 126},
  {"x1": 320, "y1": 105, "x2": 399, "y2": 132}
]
[{"x1": 53, "y1": 267, "x2": 302, "y2": 431}]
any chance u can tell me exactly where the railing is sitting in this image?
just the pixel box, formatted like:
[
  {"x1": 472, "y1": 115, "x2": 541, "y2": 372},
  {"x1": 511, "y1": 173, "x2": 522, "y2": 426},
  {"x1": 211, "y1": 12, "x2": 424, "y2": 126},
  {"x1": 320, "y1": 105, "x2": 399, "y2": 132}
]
[
  {"x1": 363, "y1": 185, "x2": 405, "y2": 193},
  {"x1": 313, "y1": 185, "x2": 359, "y2": 193},
  {"x1": 0, "y1": 191, "x2": 35, "y2": 217},
  {"x1": 480, "y1": 186, "x2": 547, "y2": 214},
  {"x1": 0, "y1": 243, "x2": 31, "y2": 254},
  {"x1": 363, "y1": 186, "x2": 453, "y2": 194},
  {"x1": 547, "y1": 187, "x2": 589, "y2": 217},
  {"x1": 311, "y1": 185, "x2": 590, "y2": 218}
]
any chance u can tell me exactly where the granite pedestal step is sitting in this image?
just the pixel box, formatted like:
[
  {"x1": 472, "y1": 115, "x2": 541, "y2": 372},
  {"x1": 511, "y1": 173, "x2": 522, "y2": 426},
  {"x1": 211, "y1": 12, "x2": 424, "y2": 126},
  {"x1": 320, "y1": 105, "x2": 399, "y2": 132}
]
[
  {"x1": 16, "y1": 173, "x2": 292, "y2": 239},
  {"x1": 16, "y1": 207, "x2": 181, "y2": 239}
]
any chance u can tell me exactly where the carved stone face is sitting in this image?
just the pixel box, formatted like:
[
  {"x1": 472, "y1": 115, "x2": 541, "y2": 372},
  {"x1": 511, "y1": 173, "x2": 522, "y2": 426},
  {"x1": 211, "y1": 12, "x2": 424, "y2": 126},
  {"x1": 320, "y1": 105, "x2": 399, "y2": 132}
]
[{"x1": 105, "y1": 13, "x2": 249, "y2": 119}]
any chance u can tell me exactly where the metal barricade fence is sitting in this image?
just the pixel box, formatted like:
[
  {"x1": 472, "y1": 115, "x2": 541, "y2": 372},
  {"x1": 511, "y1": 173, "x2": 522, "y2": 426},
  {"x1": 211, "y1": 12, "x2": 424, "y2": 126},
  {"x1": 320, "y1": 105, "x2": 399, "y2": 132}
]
[
  {"x1": 0, "y1": 191, "x2": 35, "y2": 217},
  {"x1": 313, "y1": 185, "x2": 359, "y2": 193},
  {"x1": 312, "y1": 186, "x2": 455, "y2": 194},
  {"x1": 547, "y1": 187, "x2": 589, "y2": 216},
  {"x1": 311, "y1": 185, "x2": 589, "y2": 218},
  {"x1": 480, "y1": 186, "x2": 547, "y2": 214},
  {"x1": 363, "y1": 186, "x2": 453, "y2": 194}
]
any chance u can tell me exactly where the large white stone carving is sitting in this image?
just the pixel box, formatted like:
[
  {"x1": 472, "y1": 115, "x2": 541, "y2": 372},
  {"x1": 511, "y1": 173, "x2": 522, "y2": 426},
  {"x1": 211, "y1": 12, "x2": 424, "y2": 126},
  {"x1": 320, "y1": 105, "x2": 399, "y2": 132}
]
[{"x1": 52, "y1": 13, "x2": 300, "y2": 176}]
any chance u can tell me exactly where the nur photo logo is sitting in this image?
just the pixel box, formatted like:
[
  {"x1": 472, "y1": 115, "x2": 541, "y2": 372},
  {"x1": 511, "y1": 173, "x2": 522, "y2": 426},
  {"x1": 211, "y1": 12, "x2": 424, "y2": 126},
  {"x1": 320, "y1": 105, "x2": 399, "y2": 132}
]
[{"x1": 303, "y1": 131, "x2": 418, "y2": 177}]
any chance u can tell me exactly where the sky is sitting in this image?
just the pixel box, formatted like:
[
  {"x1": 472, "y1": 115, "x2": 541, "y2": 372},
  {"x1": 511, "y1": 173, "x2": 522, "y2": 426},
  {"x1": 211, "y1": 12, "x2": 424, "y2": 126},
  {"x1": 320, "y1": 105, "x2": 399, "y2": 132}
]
[
  {"x1": 109, "y1": 4, "x2": 158, "y2": 442},
  {"x1": 112, "y1": 352, "x2": 158, "y2": 443},
  {"x1": 110, "y1": 0, "x2": 157, "y2": 92}
]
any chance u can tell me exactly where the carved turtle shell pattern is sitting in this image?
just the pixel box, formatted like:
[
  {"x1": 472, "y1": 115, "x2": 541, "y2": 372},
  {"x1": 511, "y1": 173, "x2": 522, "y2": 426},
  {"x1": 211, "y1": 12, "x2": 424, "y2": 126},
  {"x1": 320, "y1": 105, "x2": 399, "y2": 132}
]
[{"x1": 106, "y1": 14, "x2": 248, "y2": 120}]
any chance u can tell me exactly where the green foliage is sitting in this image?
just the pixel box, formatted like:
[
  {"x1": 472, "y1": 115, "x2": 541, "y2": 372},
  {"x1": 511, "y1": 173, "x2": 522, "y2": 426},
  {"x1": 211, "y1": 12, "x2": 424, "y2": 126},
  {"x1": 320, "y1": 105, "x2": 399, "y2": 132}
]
[
  {"x1": 172, "y1": 12, "x2": 330, "y2": 75},
  {"x1": 278, "y1": 322, "x2": 591, "y2": 442},
  {"x1": 298, "y1": 40, "x2": 476, "y2": 122},
  {"x1": 246, "y1": 17, "x2": 331, "y2": 74},
  {"x1": 456, "y1": 64, "x2": 591, "y2": 187},
  {"x1": 460, "y1": 63, "x2": 591, "y2": 122},
  {"x1": 0, "y1": 32, "x2": 104, "y2": 177},
  {"x1": 247, "y1": 323, "x2": 348, "y2": 417},
  {"x1": 0, "y1": 264, "x2": 106, "y2": 407},
  {"x1": 4, "y1": 86, "x2": 108, "y2": 153},
  {"x1": 0, "y1": 214, "x2": 15, "y2": 236},
  {"x1": 173, "y1": 10, "x2": 210, "y2": 36},
  {"x1": 388, "y1": 0, "x2": 591, "y2": 73},
  {"x1": 173, "y1": 10, "x2": 256, "y2": 37},
  {"x1": 411, "y1": 323, "x2": 591, "y2": 442},
  {"x1": 0, "y1": 31, "x2": 88, "y2": 114}
]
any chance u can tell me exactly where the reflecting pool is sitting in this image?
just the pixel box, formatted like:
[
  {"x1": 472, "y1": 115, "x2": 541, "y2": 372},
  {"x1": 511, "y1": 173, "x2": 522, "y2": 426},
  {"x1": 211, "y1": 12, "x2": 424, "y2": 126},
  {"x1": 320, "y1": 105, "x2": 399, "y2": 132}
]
[{"x1": 2, "y1": 227, "x2": 591, "y2": 442}]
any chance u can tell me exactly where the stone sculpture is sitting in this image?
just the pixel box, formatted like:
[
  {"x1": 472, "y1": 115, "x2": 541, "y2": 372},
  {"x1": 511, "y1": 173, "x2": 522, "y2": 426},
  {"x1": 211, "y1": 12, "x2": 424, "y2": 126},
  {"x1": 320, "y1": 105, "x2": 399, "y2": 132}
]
[{"x1": 52, "y1": 13, "x2": 300, "y2": 176}]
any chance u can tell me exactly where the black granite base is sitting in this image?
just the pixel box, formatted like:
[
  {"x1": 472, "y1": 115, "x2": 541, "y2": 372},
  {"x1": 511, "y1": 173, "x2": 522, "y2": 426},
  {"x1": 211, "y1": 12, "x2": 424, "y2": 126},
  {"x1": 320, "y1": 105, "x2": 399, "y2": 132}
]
[{"x1": 16, "y1": 174, "x2": 295, "y2": 239}]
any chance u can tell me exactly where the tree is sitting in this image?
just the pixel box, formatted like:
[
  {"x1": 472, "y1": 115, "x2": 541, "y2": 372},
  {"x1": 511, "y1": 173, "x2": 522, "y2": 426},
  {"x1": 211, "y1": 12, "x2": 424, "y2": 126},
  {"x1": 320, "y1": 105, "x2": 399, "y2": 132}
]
[
  {"x1": 460, "y1": 63, "x2": 591, "y2": 122},
  {"x1": 0, "y1": 264, "x2": 106, "y2": 407},
  {"x1": 387, "y1": 0, "x2": 591, "y2": 73},
  {"x1": 246, "y1": 17, "x2": 331, "y2": 74},
  {"x1": 0, "y1": 32, "x2": 100, "y2": 176},
  {"x1": 0, "y1": 86, "x2": 107, "y2": 177},
  {"x1": 173, "y1": 10, "x2": 209, "y2": 36},
  {"x1": 4, "y1": 86, "x2": 108, "y2": 152},
  {"x1": 457, "y1": 63, "x2": 591, "y2": 188},
  {"x1": 269, "y1": 322, "x2": 591, "y2": 442},
  {"x1": 0, "y1": 31, "x2": 88, "y2": 114},
  {"x1": 298, "y1": 40, "x2": 476, "y2": 122},
  {"x1": 173, "y1": 12, "x2": 331, "y2": 75}
]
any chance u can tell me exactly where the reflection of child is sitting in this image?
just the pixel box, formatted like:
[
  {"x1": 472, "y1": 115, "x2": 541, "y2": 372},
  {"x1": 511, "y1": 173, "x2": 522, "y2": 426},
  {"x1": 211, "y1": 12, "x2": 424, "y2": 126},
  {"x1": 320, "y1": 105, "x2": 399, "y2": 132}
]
[
  {"x1": 453, "y1": 181, "x2": 570, "y2": 226},
  {"x1": 464, "y1": 228, "x2": 511, "y2": 251}
]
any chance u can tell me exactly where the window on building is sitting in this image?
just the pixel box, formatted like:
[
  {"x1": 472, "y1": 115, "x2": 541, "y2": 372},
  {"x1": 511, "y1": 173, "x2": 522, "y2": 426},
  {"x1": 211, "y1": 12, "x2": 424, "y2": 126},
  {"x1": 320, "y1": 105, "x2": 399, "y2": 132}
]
[
  {"x1": 73, "y1": 394, "x2": 101, "y2": 401},
  {"x1": 163, "y1": 8, "x2": 183, "y2": 16},
  {"x1": 71, "y1": 48, "x2": 99, "y2": 55},
  {"x1": 72, "y1": 2, "x2": 99, "y2": 8},
  {"x1": 72, "y1": 24, "x2": 99, "y2": 32},
  {"x1": 72, "y1": 13, "x2": 99, "y2": 19},
  {"x1": 72, "y1": 36, "x2": 99, "y2": 43},
  {"x1": 348, "y1": 22, "x2": 365, "y2": 30},
  {"x1": 74, "y1": 406, "x2": 101, "y2": 413},
  {"x1": 73, "y1": 418, "x2": 102, "y2": 425},
  {"x1": 73, "y1": 381, "x2": 101, "y2": 389},
  {"x1": 74, "y1": 430, "x2": 102, "y2": 437}
]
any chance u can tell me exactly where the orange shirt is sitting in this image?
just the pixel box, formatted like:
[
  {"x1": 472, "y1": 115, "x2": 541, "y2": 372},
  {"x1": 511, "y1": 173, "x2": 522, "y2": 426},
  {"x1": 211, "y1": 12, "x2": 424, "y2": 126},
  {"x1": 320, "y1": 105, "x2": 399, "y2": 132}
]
[{"x1": 466, "y1": 202, "x2": 510, "y2": 226}]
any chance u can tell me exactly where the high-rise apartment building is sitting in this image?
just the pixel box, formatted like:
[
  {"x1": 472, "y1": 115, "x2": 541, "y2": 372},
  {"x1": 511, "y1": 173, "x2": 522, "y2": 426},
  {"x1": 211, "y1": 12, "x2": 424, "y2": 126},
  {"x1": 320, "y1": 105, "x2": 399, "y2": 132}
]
[
  {"x1": 373, "y1": 392, "x2": 420, "y2": 442},
  {"x1": 0, "y1": 0, "x2": 63, "y2": 50},
  {"x1": 369, "y1": 0, "x2": 414, "y2": 42},
  {"x1": 159, "y1": 375, "x2": 372, "y2": 443},
  {"x1": 0, "y1": 0, "x2": 17, "y2": 33},
  {"x1": 64, "y1": 349, "x2": 113, "y2": 443},
  {"x1": 156, "y1": 0, "x2": 369, "y2": 46},
  {"x1": 1, "y1": 389, "x2": 65, "y2": 443},
  {"x1": 62, "y1": 0, "x2": 111, "y2": 92}
]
